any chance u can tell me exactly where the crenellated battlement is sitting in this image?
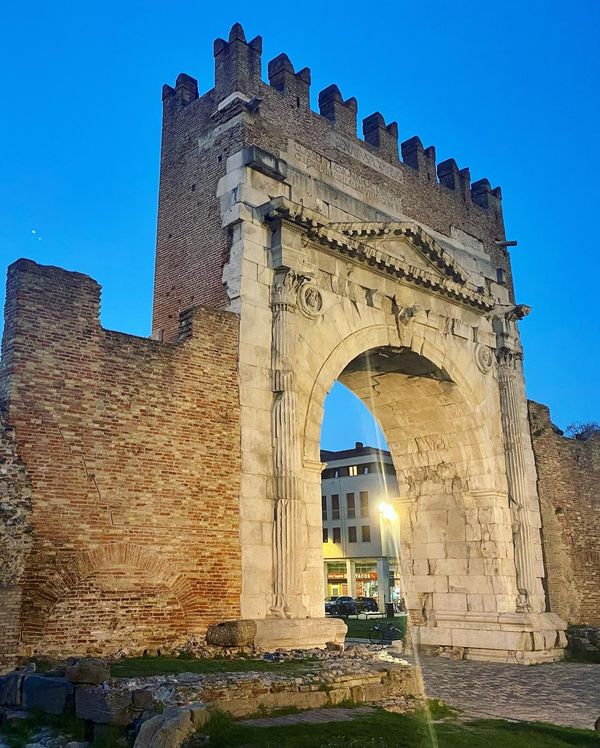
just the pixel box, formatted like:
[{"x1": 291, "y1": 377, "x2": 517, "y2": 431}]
[
  {"x1": 267, "y1": 53, "x2": 311, "y2": 108},
  {"x1": 155, "y1": 22, "x2": 512, "y2": 340},
  {"x1": 161, "y1": 22, "x2": 502, "y2": 215}
]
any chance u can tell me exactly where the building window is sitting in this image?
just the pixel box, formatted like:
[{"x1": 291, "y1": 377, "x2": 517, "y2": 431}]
[
  {"x1": 333, "y1": 527, "x2": 341, "y2": 543},
  {"x1": 360, "y1": 491, "x2": 369, "y2": 517},
  {"x1": 348, "y1": 526, "x2": 357, "y2": 543},
  {"x1": 322, "y1": 495, "x2": 327, "y2": 521},
  {"x1": 362, "y1": 465, "x2": 369, "y2": 474},
  {"x1": 323, "y1": 527, "x2": 328, "y2": 543},
  {"x1": 361, "y1": 525, "x2": 371, "y2": 542},
  {"x1": 346, "y1": 493, "x2": 355, "y2": 519},
  {"x1": 348, "y1": 465, "x2": 358, "y2": 476},
  {"x1": 332, "y1": 494, "x2": 340, "y2": 520}
]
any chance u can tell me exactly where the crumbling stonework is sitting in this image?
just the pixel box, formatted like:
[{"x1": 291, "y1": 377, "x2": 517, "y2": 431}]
[
  {"x1": 529, "y1": 402, "x2": 600, "y2": 625},
  {"x1": 0, "y1": 260, "x2": 242, "y2": 664},
  {"x1": 0, "y1": 412, "x2": 33, "y2": 670}
]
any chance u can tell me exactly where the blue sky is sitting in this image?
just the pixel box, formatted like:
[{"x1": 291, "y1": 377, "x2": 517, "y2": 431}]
[{"x1": 1, "y1": 1, "x2": 598, "y2": 450}]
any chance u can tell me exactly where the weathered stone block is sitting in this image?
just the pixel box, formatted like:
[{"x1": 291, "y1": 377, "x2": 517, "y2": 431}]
[
  {"x1": 22, "y1": 675, "x2": 74, "y2": 715},
  {"x1": 75, "y1": 686, "x2": 132, "y2": 725},
  {"x1": 66, "y1": 659, "x2": 109, "y2": 685},
  {"x1": 0, "y1": 672, "x2": 23, "y2": 707},
  {"x1": 206, "y1": 619, "x2": 257, "y2": 647},
  {"x1": 133, "y1": 706, "x2": 197, "y2": 748},
  {"x1": 131, "y1": 688, "x2": 155, "y2": 711}
]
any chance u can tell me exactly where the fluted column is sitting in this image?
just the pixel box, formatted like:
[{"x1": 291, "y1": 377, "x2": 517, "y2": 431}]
[
  {"x1": 496, "y1": 345, "x2": 539, "y2": 612},
  {"x1": 270, "y1": 270, "x2": 305, "y2": 618}
]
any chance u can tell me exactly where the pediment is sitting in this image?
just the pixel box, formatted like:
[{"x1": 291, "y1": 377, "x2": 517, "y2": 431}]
[
  {"x1": 260, "y1": 198, "x2": 494, "y2": 312},
  {"x1": 327, "y1": 221, "x2": 469, "y2": 285}
]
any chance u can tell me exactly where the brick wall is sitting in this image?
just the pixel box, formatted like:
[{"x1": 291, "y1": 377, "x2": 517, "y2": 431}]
[
  {"x1": 529, "y1": 401, "x2": 600, "y2": 625},
  {"x1": 153, "y1": 87, "x2": 244, "y2": 342},
  {"x1": 0, "y1": 413, "x2": 32, "y2": 671},
  {"x1": 0, "y1": 259, "x2": 242, "y2": 663}
]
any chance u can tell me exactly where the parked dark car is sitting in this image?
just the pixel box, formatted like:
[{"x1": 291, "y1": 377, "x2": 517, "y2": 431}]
[
  {"x1": 354, "y1": 596, "x2": 379, "y2": 613},
  {"x1": 325, "y1": 595, "x2": 357, "y2": 616}
]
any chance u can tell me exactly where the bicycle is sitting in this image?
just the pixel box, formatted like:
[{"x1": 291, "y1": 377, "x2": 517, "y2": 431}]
[{"x1": 368, "y1": 620, "x2": 403, "y2": 645}]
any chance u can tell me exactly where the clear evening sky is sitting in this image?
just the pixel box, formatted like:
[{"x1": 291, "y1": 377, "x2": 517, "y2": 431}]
[{"x1": 1, "y1": 1, "x2": 598, "y2": 451}]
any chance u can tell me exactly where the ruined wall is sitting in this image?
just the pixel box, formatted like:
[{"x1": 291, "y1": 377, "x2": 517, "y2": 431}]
[
  {"x1": 529, "y1": 401, "x2": 600, "y2": 625},
  {"x1": 0, "y1": 259, "x2": 242, "y2": 662},
  {"x1": 0, "y1": 413, "x2": 33, "y2": 671}
]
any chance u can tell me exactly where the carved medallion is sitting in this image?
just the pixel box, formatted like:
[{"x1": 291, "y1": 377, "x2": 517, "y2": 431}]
[
  {"x1": 474, "y1": 343, "x2": 493, "y2": 374},
  {"x1": 297, "y1": 282, "x2": 323, "y2": 318}
]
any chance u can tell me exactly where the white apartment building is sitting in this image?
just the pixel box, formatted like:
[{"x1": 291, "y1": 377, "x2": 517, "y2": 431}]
[{"x1": 321, "y1": 442, "x2": 403, "y2": 611}]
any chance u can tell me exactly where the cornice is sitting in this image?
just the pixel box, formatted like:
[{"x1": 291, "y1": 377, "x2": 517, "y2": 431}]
[{"x1": 260, "y1": 197, "x2": 495, "y2": 312}]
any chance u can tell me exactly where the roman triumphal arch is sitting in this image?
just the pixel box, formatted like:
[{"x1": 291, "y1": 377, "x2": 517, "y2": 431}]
[
  {"x1": 0, "y1": 25, "x2": 569, "y2": 669},
  {"x1": 217, "y1": 160, "x2": 565, "y2": 662}
]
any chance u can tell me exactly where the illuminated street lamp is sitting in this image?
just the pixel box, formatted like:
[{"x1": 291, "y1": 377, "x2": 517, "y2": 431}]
[{"x1": 379, "y1": 501, "x2": 397, "y2": 522}]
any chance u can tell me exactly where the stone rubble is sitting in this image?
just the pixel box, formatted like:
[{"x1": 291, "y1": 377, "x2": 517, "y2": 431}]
[{"x1": 0, "y1": 648, "x2": 418, "y2": 748}]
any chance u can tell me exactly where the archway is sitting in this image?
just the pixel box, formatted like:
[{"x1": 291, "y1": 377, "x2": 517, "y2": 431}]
[
  {"x1": 320, "y1": 381, "x2": 396, "y2": 614},
  {"x1": 307, "y1": 336, "x2": 518, "y2": 641}
]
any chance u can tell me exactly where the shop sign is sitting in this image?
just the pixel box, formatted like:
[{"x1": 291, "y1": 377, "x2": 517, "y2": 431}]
[{"x1": 355, "y1": 571, "x2": 377, "y2": 581}]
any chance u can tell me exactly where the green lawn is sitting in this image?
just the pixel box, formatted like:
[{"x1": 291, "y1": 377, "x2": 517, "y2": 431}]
[
  {"x1": 110, "y1": 655, "x2": 315, "y2": 678},
  {"x1": 184, "y1": 708, "x2": 599, "y2": 748},
  {"x1": 342, "y1": 616, "x2": 407, "y2": 641}
]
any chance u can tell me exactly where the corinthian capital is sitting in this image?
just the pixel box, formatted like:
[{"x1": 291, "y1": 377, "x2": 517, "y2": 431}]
[
  {"x1": 271, "y1": 269, "x2": 308, "y2": 309},
  {"x1": 496, "y1": 346, "x2": 523, "y2": 370}
]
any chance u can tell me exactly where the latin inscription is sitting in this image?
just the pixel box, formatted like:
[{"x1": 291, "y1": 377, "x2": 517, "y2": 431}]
[
  {"x1": 287, "y1": 140, "x2": 402, "y2": 215},
  {"x1": 327, "y1": 132, "x2": 405, "y2": 185}
]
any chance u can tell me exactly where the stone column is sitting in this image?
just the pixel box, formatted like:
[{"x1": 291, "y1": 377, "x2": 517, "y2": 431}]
[
  {"x1": 270, "y1": 269, "x2": 306, "y2": 618},
  {"x1": 497, "y1": 346, "x2": 540, "y2": 611},
  {"x1": 493, "y1": 301, "x2": 547, "y2": 616}
]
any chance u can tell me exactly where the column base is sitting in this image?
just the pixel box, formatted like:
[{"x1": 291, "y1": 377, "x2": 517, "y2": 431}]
[
  {"x1": 206, "y1": 617, "x2": 347, "y2": 651},
  {"x1": 415, "y1": 611, "x2": 567, "y2": 664}
]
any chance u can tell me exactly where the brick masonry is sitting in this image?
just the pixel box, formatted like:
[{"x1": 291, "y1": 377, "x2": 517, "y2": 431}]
[
  {"x1": 0, "y1": 259, "x2": 242, "y2": 664},
  {"x1": 0, "y1": 412, "x2": 33, "y2": 670},
  {"x1": 529, "y1": 401, "x2": 600, "y2": 625}
]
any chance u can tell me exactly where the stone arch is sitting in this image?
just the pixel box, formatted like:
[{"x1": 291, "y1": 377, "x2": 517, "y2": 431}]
[
  {"x1": 21, "y1": 543, "x2": 197, "y2": 642},
  {"x1": 303, "y1": 321, "x2": 500, "y2": 482},
  {"x1": 301, "y1": 318, "x2": 519, "y2": 624}
]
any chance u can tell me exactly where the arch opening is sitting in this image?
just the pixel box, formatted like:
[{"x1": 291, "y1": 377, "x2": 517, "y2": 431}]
[{"x1": 316, "y1": 343, "x2": 516, "y2": 629}]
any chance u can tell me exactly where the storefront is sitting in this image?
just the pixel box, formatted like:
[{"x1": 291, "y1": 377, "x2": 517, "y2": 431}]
[
  {"x1": 325, "y1": 560, "x2": 348, "y2": 597},
  {"x1": 354, "y1": 561, "x2": 378, "y2": 599}
]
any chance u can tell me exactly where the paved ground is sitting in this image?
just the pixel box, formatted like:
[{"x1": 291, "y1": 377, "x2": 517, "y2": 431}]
[
  {"x1": 240, "y1": 653, "x2": 599, "y2": 732},
  {"x1": 414, "y1": 654, "x2": 600, "y2": 730},
  {"x1": 242, "y1": 705, "x2": 376, "y2": 727}
]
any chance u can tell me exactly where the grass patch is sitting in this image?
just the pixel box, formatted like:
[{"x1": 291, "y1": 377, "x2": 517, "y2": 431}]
[
  {"x1": 241, "y1": 704, "x2": 303, "y2": 720},
  {"x1": 342, "y1": 616, "x2": 407, "y2": 641},
  {"x1": 564, "y1": 649, "x2": 600, "y2": 664},
  {"x1": 110, "y1": 655, "x2": 315, "y2": 678},
  {"x1": 0, "y1": 709, "x2": 86, "y2": 748},
  {"x1": 427, "y1": 698, "x2": 458, "y2": 719},
  {"x1": 183, "y1": 707, "x2": 600, "y2": 747}
]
